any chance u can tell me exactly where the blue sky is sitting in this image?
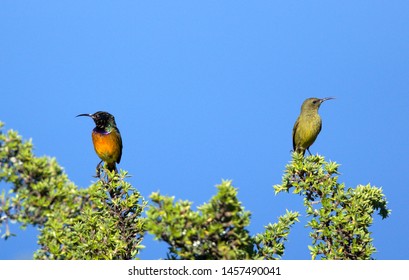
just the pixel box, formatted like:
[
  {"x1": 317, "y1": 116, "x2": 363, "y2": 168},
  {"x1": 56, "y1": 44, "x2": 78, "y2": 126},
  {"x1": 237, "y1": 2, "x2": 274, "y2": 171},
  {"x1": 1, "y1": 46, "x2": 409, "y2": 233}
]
[{"x1": 1, "y1": 1, "x2": 408, "y2": 259}]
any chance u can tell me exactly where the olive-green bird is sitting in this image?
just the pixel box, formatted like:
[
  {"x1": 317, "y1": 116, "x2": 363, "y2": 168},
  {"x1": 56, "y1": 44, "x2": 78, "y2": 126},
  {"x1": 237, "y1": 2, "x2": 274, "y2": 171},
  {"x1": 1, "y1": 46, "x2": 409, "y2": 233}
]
[{"x1": 292, "y1": 97, "x2": 334, "y2": 156}]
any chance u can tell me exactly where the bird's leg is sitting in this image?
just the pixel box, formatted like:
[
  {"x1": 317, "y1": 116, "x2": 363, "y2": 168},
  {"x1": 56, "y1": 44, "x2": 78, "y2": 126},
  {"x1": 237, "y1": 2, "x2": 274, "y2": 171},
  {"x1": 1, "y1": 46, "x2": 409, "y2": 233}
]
[
  {"x1": 94, "y1": 160, "x2": 103, "y2": 178},
  {"x1": 307, "y1": 148, "x2": 312, "y2": 156}
]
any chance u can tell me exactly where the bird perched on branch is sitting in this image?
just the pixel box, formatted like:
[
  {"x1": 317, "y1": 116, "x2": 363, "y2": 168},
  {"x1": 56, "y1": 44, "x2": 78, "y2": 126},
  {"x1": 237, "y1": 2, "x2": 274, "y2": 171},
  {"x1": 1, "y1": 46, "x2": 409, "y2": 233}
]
[
  {"x1": 292, "y1": 97, "x2": 334, "y2": 156},
  {"x1": 77, "y1": 111, "x2": 122, "y2": 176}
]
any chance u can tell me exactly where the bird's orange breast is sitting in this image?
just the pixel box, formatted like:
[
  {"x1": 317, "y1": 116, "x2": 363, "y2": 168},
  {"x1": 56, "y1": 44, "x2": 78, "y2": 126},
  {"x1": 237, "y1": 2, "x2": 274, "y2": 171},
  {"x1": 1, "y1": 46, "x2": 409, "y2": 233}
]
[{"x1": 92, "y1": 130, "x2": 122, "y2": 164}]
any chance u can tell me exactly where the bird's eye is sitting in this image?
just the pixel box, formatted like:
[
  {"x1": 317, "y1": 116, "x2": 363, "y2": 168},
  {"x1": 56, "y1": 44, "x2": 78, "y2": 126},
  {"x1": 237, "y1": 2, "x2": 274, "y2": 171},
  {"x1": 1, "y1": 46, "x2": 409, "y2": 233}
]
[{"x1": 312, "y1": 100, "x2": 317, "y2": 104}]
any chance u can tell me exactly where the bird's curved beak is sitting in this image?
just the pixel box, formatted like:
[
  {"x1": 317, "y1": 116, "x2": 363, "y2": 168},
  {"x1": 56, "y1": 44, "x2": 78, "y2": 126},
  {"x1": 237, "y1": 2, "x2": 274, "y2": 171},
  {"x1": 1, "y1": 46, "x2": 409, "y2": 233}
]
[
  {"x1": 320, "y1": 97, "x2": 335, "y2": 103},
  {"x1": 76, "y1": 113, "x2": 92, "y2": 118}
]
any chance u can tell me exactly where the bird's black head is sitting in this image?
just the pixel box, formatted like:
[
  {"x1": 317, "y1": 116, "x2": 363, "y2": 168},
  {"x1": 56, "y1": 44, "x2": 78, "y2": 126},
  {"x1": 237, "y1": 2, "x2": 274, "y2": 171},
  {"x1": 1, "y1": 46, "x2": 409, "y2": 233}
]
[{"x1": 76, "y1": 111, "x2": 117, "y2": 130}]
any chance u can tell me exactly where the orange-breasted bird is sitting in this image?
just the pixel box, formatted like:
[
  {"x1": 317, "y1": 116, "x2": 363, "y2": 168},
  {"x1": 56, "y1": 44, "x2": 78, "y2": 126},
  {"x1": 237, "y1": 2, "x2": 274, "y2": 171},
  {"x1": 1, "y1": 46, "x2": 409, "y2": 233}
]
[
  {"x1": 77, "y1": 111, "x2": 122, "y2": 175},
  {"x1": 292, "y1": 97, "x2": 334, "y2": 156}
]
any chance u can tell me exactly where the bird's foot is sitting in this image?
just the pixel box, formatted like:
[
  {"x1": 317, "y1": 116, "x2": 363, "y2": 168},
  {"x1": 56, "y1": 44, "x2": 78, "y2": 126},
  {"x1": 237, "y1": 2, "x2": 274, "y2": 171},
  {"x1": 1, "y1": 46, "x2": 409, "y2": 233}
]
[{"x1": 93, "y1": 161, "x2": 104, "y2": 179}]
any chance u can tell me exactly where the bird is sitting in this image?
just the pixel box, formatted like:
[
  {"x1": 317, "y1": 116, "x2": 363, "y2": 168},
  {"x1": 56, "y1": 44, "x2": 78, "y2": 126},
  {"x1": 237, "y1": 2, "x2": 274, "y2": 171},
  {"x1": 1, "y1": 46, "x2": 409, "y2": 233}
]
[
  {"x1": 292, "y1": 97, "x2": 334, "y2": 156},
  {"x1": 76, "y1": 111, "x2": 122, "y2": 176}
]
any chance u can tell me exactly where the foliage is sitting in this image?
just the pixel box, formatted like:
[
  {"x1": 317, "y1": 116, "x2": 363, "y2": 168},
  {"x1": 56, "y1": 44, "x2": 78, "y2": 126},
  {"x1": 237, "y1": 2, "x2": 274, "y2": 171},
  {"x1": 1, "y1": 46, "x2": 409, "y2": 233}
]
[
  {"x1": 0, "y1": 122, "x2": 145, "y2": 259},
  {"x1": 1, "y1": 121, "x2": 391, "y2": 260},
  {"x1": 0, "y1": 122, "x2": 79, "y2": 234},
  {"x1": 253, "y1": 210, "x2": 300, "y2": 260},
  {"x1": 146, "y1": 180, "x2": 253, "y2": 259},
  {"x1": 34, "y1": 171, "x2": 146, "y2": 260},
  {"x1": 274, "y1": 153, "x2": 390, "y2": 259},
  {"x1": 146, "y1": 180, "x2": 299, "y2": 260}
]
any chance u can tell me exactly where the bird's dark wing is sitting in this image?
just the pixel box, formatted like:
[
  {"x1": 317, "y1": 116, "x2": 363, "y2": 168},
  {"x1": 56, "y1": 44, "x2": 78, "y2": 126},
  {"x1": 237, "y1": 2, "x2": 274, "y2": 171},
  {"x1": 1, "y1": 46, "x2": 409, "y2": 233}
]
[{"x1": 116, "y1": 127, "x2": 123, "y2": 164}]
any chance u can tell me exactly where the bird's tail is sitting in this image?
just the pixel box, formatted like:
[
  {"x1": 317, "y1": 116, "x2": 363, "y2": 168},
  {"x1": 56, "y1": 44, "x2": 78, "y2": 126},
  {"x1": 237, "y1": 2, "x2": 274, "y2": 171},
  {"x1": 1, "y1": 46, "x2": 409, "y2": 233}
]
[
  {"x1": 295, "y1": 147, "x2": 306, "y2": 157},
  {"x1": 106, "y1": 162, "x2": 118, "y2": 173}
]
